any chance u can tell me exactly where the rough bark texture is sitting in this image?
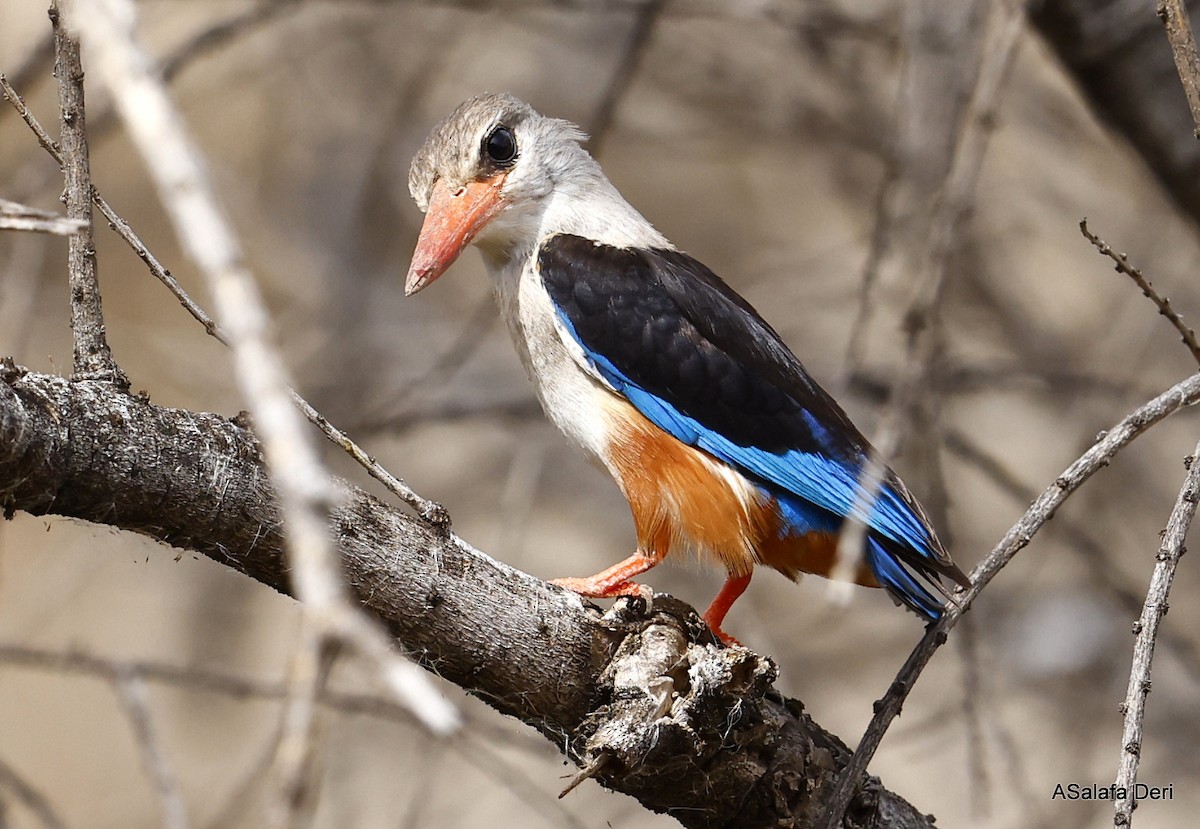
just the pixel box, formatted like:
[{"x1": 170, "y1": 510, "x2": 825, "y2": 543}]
[
  {"x1": 0, "y1": 363, "x2": 935, "y2": 828},
  {"x1": 50, "y1": 5, "x2": 125, "y2": 386},
  {"x1": 1033, "y1": 0, "x2": 1200, "y2": 221}
]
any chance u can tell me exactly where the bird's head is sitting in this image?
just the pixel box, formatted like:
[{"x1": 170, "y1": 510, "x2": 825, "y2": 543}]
[{"x1": 404, "y1": 93, "x2": 591, "y2": 296}]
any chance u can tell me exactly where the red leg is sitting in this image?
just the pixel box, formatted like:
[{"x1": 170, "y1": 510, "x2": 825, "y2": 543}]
[
  {"x1": 702, "y1": 572, "x2": 752, "y2": 646},
  {"x1": 551, "y1": 554, "x2": 658, "y2": 599}
]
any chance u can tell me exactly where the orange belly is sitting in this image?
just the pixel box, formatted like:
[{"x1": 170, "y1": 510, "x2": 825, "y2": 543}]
[{"x1": 600, "y1": 395, "x2": 877, "y2": 586}]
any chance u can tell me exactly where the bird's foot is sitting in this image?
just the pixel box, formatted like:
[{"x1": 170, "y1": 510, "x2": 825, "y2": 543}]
[
  {"x1": 701, "y1": 572, "x2": 752, "y2": 647},
  {"x1": 700, "y1": 612, "x2": 744, "y2": 648},
  {"x1": 550, "y1": 576, "x2": 652, "y2": 602},
  {"x1": 549, "y1": 554, "x2": 658, "y2": 601}
]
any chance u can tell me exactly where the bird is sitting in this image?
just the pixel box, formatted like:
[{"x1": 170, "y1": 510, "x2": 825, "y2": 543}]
[{"x1": 403, "y1": 93, "x2": 970, "y2": 644}]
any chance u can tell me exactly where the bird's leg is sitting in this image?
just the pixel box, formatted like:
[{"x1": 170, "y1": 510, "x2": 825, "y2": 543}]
[
  {"x1": 550, "y1": 553, "x2": 657, "y2": 600},
  {"x1": 702, "y1": 572, "x2": 752, "y2": 647}
]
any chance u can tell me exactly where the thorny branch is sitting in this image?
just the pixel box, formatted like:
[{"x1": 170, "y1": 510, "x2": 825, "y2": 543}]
[
  {"x1": 1080, "y1": 220, "x2": 1200, "y2": 368},
  {"x1": 1113, "y1": 443, "x2": 1200, "y2": 827},
  {"x1": 943, "y1": 427, "x2": 1200, "y2": 685}
]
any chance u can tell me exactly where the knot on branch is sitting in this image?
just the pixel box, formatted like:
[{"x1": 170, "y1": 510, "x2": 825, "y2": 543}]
[{"x1": 569, "y1": 597, "x2": 784, "y2": 817}]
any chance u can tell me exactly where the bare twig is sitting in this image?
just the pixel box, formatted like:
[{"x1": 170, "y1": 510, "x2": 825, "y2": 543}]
[
  {"x1": 49, "y1": 2, "x2": 127, "y2": 387},
  {"x1": 0, "y1": 642, "x2": 586, "y2": 829},
  {"x1": 944, "y1": 426, "x2": 1200, "y2": 685},
  {"x1": 840, "y1": 0, "x2": 975, "y2": 380},
  {"x1": 0, "y1": 73, "x2": 448, "y2": 529},
  {"x1": 957, "y1": 615, "x2": 991, "y2": 818},
  {"x1": 269, "y1": 630, "x2": 337, "y2": 829},
  {"x1": 160, "y1": 2, "x2": 300, "y2": 81},
  {"x1": 63, "y1": 0, "x2": 456, "y2": 752},
  {"x1": 586, "y1": 0, "x2": 666, "y2": 157},
  {"x1": 822, "y1": 369, "x2": 1200, "y2": 829},
  {"x1": 0, "y1": 37, "x2": 54, "y2": 126},
  {"x1": 1080, "y1": 220, "x2": 1200, "y2": 368},
  {"x1": 0, "y1": 755, "x2": 67, "y2": 829},
  {"x1": 830, "y1": 0, "x2": 1023, "y2": 596},
  {"x1": 0, "y1": 198, "x2": 85, "y2": 235},
  {"x1": 115, "y1": 670, "x2": 192, "y2": 829},
  {"x1": 1113, "y1": 443, "x2": 1200, "y2": 827},
  {"x1": 1156, "y1": 0, "x2": 1200, "y2": 137}
]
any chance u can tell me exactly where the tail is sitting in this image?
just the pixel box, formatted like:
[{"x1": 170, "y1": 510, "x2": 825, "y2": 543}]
[{"x1": 865, "y1": 534, "x2": 971, "y2": 622}]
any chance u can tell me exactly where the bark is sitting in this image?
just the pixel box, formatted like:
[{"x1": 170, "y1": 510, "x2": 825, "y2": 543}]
[{"x1": 0, "y1": 363, "x2": 935, "y2": 828}]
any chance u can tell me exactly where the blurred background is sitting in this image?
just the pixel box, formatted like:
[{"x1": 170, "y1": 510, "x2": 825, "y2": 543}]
[{"x1": 2, "y1": 1, "x2": 1199, "y2": 827}]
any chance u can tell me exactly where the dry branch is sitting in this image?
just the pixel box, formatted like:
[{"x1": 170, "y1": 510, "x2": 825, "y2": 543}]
[
  {"x1": 1080, "y1": 220, "x2": 1200, "y2": 367},
  {"x1": 1157, "y1": 0, "x2": 1200, "y2": 137},
  {"x1": 0, "y1": 365, "x2": 933, "y2": 829},
  {"x1": 1113, "y1": 443, "x2": 1200, "y2": 827},
  {"x1": 822, "y1": 368, "x2": 1200, "y2": 829},
  {"x1": 49, "y1": 2, "x2": 127, "y2": 387},
  {"x1": 63, "y1": 2, "x2": 457, "y2": 779},
  {"x1": 0, "y1": 198, "x2": 84, "y2": 235},
  {"x1": 1, "y1": 70, "x2": 448, "y2": 529}
]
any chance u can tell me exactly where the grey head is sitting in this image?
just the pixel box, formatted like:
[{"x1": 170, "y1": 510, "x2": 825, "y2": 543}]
[{"x1": 404, "y1": 93, "x2": 663, "y2": 295}]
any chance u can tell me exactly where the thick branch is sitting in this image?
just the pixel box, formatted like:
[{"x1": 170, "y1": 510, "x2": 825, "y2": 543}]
[{"x1": 0, "y1": 365, "x2": 932, "y2": 829}]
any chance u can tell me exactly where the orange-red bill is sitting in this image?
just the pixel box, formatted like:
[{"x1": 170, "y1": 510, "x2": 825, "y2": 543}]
[{"x1": 404, "y1": 176, "x2": 507, "y2": 296}]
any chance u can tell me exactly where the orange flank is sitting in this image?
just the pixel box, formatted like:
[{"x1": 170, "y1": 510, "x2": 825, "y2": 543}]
[
  {"x1": 550, "y1": 395, "x2": 880, "y2": 644},
  {"x1": 600, "y1": 395, "x2": 878, "y2": 587}
]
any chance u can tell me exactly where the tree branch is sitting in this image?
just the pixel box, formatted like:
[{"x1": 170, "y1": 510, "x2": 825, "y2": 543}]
[
  {"x1": 823, "y1": 368, "x2": 1200, "y2": 829},
  {"x1": 0, "y1": 364, "x2": 933, "y2": 829},
  {"x1": 49, "y1": 1, "x2": 127, "y2": 387},
  {"x1": 1157, "y1": 0, "x2": 1200, "y2": 137},
  {"x1": 1113, "y1": 442, "x2": 1200, "y2": 827}
]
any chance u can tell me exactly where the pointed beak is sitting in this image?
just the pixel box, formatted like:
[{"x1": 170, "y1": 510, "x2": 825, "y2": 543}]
[{"x1": 404, "y1": 176, "x2": 508, "y2": 296}]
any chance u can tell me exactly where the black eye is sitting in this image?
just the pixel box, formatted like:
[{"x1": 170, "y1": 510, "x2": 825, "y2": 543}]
[{"x1": 484, "y1": 126, "x2": 517, "y2": 165}]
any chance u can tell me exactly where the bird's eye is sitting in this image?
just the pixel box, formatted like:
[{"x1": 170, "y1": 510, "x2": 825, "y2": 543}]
[{"x1": 484, "y1": 125, "x2": 517, "y2": 166}]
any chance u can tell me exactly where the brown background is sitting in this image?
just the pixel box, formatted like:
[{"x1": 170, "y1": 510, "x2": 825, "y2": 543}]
[{"x1": 1, "y1": 1, "x2": 1198, "y2": 827}]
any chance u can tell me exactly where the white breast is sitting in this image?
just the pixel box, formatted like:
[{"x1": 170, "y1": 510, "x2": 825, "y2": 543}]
[{"x1": 490, "y1": 250, "x2": 615, "y2": 464}]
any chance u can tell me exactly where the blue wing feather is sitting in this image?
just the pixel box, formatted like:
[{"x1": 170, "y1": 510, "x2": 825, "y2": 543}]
[
  {"x1": 538, "y1": 235, "x2": 967, "y2": 620},
  {"x1": 580, "y1": 325, "x2": 937, "y2": 557}
]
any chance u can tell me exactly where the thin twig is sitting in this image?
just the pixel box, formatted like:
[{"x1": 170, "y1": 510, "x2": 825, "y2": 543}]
[
  {"x1": 822, "y1": 369, "x2": 1200, "y2": 829},
  {"x1": 0, "y1": 641, "x2": 586, "y2": 829},
  {"x1": 1112, "y1": 443, "x2": 1200, "y2": 827},
  {"x1": 0, "y1": 198, "x2": 85, "y2": 235},
  {"x1": 1156, "y1": 0, "x2": 1200, "y2": 137},
  {"x1": 160, "y1": 2, "x2": 299, "y2": 81},
  {"x1": 64, "y1": 0, "x2": 457, "y2": 748},
  {"x1": 0, "y1": 755, "x2": 67, "y2": 829},
  {"x1": 0, "y1": 72, "x2": 448, "y2": 529},
  {"x1": 1080, "y1": 220, "x2": 1200, "y2": 368},
  {"x1": 830, "y1": 0, "x2": 1023, "y2": 597},
  {"x1": 944, "y1": 426, "x2": 1200, "y2": 685},
  {"x1": 586, "y1": 0, "x2": 667, "y2": 157},
  {"x1": 114, "y1": 670, "x2": 192, "y2": 829},
  {"x1": 957, "y1": 615, "x2": 991, "y2": 818},
  {"x1": 268, "y1": 629, "x2": 337, "y2": 829},
  {"x1": 50, "y1": 2, "x2": 127, "y2": 387}
]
